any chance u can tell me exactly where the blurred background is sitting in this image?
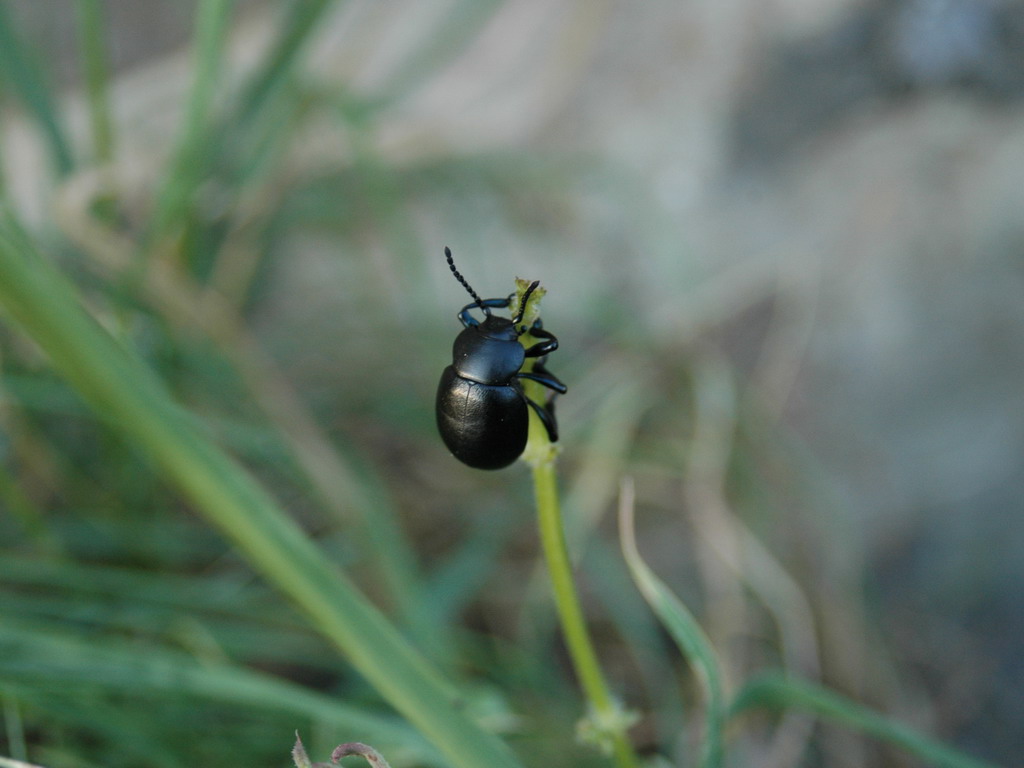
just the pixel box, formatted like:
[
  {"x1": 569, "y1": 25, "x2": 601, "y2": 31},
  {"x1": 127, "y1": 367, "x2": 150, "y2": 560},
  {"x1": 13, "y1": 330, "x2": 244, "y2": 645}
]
[{"x1": 1, "y1": 0, "x2": 1022, "y2": 766}]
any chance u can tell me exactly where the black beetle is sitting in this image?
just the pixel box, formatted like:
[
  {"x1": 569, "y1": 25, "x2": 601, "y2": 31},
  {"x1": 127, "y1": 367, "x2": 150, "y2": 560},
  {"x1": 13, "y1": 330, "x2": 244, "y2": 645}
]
[{"x1": 436, "y1": 247, "x2": 567, "y2": 470}]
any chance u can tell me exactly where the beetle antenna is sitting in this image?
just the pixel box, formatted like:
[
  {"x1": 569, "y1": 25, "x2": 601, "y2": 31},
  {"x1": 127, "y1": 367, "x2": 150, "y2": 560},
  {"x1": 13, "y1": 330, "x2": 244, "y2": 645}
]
[
  {"x1": 514, "y1": 280, "x2": 541, "y2": 332},
  {"x1": 445, "y1": 247, "x2": 489, "y2": 315}
]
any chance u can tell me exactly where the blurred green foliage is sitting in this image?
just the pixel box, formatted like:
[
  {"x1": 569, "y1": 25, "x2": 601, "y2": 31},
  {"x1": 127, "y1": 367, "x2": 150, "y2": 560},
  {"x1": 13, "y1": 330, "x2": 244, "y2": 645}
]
[{"x1": 0, "y1": 2, "x2": 1008, "y2": 768}]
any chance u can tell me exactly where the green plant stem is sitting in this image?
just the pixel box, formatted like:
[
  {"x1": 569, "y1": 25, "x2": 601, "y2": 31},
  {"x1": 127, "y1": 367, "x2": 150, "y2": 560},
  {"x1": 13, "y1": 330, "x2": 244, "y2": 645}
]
[
  {"x1": 531, "y1": 460, "x2": 638, "y2": 768},
  {"x1": 515, "y1": 280, "x2": 637, "y2": 768}
]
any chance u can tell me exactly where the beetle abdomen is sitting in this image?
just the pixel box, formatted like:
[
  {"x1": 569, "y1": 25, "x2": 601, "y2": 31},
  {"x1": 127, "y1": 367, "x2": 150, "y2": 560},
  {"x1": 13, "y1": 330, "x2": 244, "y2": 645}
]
[{"x1": 436, "y1": 367, "x2": 529, "y2": 470}]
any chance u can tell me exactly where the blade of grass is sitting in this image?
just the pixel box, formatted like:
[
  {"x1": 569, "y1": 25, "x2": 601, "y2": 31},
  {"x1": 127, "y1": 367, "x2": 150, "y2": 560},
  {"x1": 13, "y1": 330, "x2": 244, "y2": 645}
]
[
  {"x1": 582, "y1": 537, "x2": 689, "y2": 751},
  {"x1": 0, "y1": 619, "x2": 445, "y2": 766},
  {"x1": 0, "y1": 80, "x2": 7, "y2": 200},
  {"x1": 729, "y1": 673, "x2": 1002, "y2": 768},
  {"x1": 0, "y1": 461, "x2": 58, "y2": 550},
  {"x1": 7, "y1": 692, "x2": 192, "y2": 768},
  {"x1": 53, "y1": 175, "x2": 442, "y2": 664},
  {"x1": 0, "y1": 215, "x2": 523, "y2": 768},
  {"x1": 618, "y1": 477, "x2": 725, "y2": 768},
  {"x1": 75, "y1": 0, "x2": 115, "y2": 164},
  {"x1": 148, "y1": 0, "x2": 236, "y2": 245},
  {"x1": 167, "y1": 0, "x2": 337, "y2": 207},
  {"x1": 145, "y1": 1, "x2": 340, "y2": 287},
  {"x1": 0, "y1": 3, "x2": 73, "y2": 176},
  {"x1": 233, "y1": 0, "x2": 336, "y2": 126},
  {"x1": 0, "y1": 554, "x2": 338, "y2": 666},
  {"x1": 199, "y1": 0, "x2": 340, "y2": 199}
]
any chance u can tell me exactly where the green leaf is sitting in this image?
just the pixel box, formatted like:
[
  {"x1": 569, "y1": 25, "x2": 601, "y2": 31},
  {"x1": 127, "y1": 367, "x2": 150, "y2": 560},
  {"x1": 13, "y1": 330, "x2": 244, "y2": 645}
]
[
  {"x1": 730, "y1": 673, "x2": 1002, "y2": 768},
  {"x1": 0, "y1": 4, "x2": 73, "y2": 176},
  {"x1": 618, "y1": 478, "x2": 724, "y2": 768}
]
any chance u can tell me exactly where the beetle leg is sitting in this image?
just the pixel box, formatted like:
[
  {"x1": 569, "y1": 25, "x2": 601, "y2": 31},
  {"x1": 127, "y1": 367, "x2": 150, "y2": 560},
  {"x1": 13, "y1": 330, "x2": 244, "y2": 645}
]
[
  {"x1": 525, "y1": 396, "x2": 559, "y2": 442},
  {"x1": 520, "y1": 358, "x2": 565, "y2": 443},
  {"x1": 457, "y1": 297, "x2": 511, "y2": 327},
  {"x1": 518, "y1": 364, "x2": 567, "y2": 394},
  {"x1": 523, "y1": 326, "x2": 559, "y2": 358}
]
